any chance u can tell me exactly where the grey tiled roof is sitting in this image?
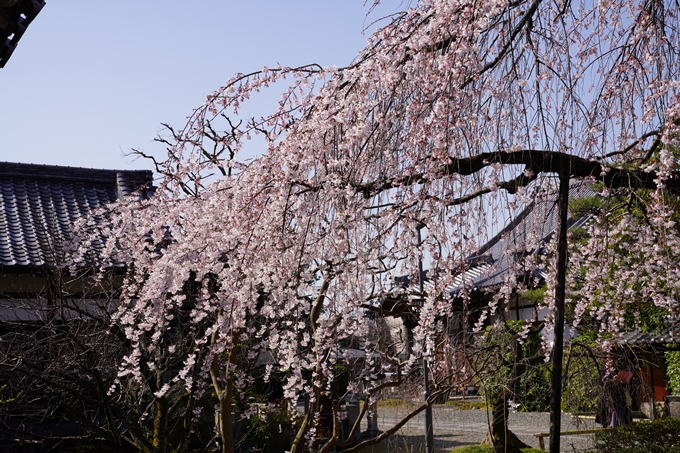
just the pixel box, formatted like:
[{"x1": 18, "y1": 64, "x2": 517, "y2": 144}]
[
  {"x1": 406, "y1": 180, "x2": 597, "y2": 297},
  {"x1": 619, "y1": 323, "x2": 680, "y2": 346},
  {"x1": 0, "y1": 161, "x2": 154, "y2": 268},
  {"x1": 451, "y1": 180, "x2": 597, "y2": 292}
]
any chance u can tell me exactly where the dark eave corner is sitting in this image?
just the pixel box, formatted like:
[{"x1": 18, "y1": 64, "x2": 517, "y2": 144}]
[{"x1": 0, "y1": 0, "x2": 45, "y2": 69}]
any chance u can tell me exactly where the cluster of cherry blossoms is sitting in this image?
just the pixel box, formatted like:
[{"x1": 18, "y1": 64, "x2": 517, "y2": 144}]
[{"x1": 71, "y1": 0, "x2": 679, "y2": 443}]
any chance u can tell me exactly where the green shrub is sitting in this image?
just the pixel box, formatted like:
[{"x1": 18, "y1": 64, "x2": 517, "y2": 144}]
[
  {"x1": 377, "y1": 398, "x2": 410, "y2": 408},
  {"x1": 665, "y1": 351, "x2": 680, "y2": 395},
  {"x1": 444, "y1": 399, "x2": 488, "y2": 410},
  {"x1": 478, "y1": 320, "x2": 551, "y2": 413},
  {"x1": 568, "y1": 196, "x2": 602, "y2": 219},
  {"x1": 562, "y1": 343, "x2": 602, "y2": 413},
  {"x1": 238, "y1": 407, "x2": 294, "y2": 453},
  {"x1": 589, "y1": 418, "x2": 680, "y2": 453}
]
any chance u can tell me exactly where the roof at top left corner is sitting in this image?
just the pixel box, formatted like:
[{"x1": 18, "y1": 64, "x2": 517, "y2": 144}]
[{"x1": 0, "y1": 0, "x2": 46, "y2": 69}]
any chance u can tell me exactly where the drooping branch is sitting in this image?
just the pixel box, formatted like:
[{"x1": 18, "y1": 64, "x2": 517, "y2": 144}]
[{"x1": 423, "y1": 166, "x2": 540, "y2": 207}]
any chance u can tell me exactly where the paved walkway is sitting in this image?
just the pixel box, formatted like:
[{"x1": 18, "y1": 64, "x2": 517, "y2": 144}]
[{"x1": 367, "y1": 405, "x2": 598, "y2": 452}]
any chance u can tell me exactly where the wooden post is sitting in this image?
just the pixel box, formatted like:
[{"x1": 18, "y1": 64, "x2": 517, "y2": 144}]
[{"x1": 549, "y1": 173, "x2": 570, "y2": 453}]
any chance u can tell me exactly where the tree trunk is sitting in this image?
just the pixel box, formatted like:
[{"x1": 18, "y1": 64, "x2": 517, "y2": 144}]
[
  {"x1": 483, "y1": 391, "x2": 530, "y2": 453},
  {"x1": 290, "y1": 406, "x2": 314, "y2": 453},
  {"x1": 210, "y1": 341, "x2": 237, "y2": 453},
  {"x1": 217, "y1": 386, "x2": 235, "y2": 453},
  {"x1": 290, "y1": 280, "x2": 331, "y2": 453},
  {"x1": 152, "y1": 396, "x2": 169, "y2": 453},
  {"x1": 290, "y1": 359, "x2": 325, "y2": 453}
]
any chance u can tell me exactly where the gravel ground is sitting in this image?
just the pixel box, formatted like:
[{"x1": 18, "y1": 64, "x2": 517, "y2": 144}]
[{"x1": 360, "y1": 405, "x2": 599, "y2": 453}]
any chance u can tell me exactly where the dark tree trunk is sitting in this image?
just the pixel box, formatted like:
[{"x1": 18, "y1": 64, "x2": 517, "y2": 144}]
[{"x1": 484, "y1": 391, "x2": 530, "y2": 453}]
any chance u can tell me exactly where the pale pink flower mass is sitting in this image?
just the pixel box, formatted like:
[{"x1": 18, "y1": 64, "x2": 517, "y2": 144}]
[{"x1": 72, "y1": 0, "x2": 680, "y2": 445}]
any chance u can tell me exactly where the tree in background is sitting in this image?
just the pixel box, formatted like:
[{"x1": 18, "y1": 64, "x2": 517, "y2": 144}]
[
  {"x1": 0, "y1": 266, "x2": 213, "y2": 453},
  {"x1": 561, "y1": 167, "x2": 680, "y2": 425},
  {"x1": 75, "y1": 0, "x2": 680, "y2": 452},
  {"x1": 566, "y1": 181, "x2": 680, "y2": 340}
]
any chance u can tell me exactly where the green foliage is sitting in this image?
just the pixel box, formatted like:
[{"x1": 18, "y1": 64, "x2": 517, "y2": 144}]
[
  {"x1": 589, "y1": 418, "x2": 680, "y2": 453},
  {"x1": 521, "y1": 286, "x2": 547, "y2": 305},
  {"x1": 665, "y1": 351, "x2": 680, "y2": 395},
  {"x1": 568, "y1": 226, "x2": 591, "y2": 246},
  {"x1": 479, "y1": 321, "x2": 550, "y2": 412},
  {"x1": 623, "y1": 304, "x2": 671, "y2": 334},
  {"x1": 239, "y1": 407, "x2": 294, "y2": 452},
  {"x1": 569, "y1": 196, "x2": 602, "y2": 219},
  {"x1": 450, "y1": 446, "x2": 494, "y2": 453},
  {"x1": 444, "y1": 400, "x2": 488, "y2": 410},
  {"x1": 516, "y1": 365, "x2": 551, "y2": 412},
  {"x1": 565, "y1": 182, "x2": 680, "y2": 346},
  {"x1": 562, "y1": 342, "x2": 603, "y2": 413}
]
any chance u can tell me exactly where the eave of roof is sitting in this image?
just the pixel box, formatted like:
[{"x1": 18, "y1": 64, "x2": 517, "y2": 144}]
[
  {"x1": 619, "y1": 324, "x2": 680, "y2": 348},
  {"x1": 0, "y1": 0, "x2": 45, "y2": 68}
]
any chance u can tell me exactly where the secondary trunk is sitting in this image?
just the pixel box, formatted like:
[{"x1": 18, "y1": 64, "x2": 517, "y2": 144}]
[{"x1": 483, "y1": 391, "x2": 530, "y2": 453}]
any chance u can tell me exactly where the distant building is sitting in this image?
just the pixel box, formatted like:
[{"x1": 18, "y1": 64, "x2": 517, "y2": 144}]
[
  {"x1": 0, "y1": 161, "x2": 155, "y2": 450},
  {"x1": 381, "y1": 181, "x2": 597, "y2": 348},
  {"x1": 619, "y1": 323, "x2": 680, "y2": 419},
  {"x1": 0, "y1": 161, "x2": 154, "y2": 320}
]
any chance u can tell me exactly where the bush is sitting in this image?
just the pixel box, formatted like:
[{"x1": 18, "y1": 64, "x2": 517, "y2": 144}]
[
  {"x1": 589, "y1": 418, "x2": 680, "y2": 453},
  {"x1": 478, "y1": 320, "x2": 551, "y2": 413},
  {"x1": 666, "y1": 351, "x2": 680, "y2": 395},
  {"x1": 237, "y1": 407, "x2": 294, "y2": 453},
  {"x1": 562, "y1": 343, "x2": 602, "y2": 413}
]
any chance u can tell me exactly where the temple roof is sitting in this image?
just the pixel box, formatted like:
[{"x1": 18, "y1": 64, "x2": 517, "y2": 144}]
[
  {"x1": 0, "y1": 161, "x2": 154, "y2": 268},
  {"x1": 444, "y1": 181, "x2": 597, "y2": 294},
  {"x1": 619, "y1": 324, "x2": 680, "y2": 347}
]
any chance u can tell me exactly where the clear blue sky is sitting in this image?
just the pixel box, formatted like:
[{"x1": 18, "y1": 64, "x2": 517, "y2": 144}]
[{"x1": 1, "y1": 1, "x2": 402, "y2": 171}]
